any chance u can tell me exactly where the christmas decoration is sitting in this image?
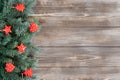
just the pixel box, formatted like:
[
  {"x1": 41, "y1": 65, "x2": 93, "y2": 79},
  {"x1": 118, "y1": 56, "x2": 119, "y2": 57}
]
[
  {"x1": 23, "y1": 68, "x2": 33, "y2": 77},
  {"x1": 0, "y1": 0, "x2": 41, "y2": 80},
  {"x1": 29, "y1": 22, "x2": 39, "y2": 32},
  {"x1": 17, "y1": 43, "x2": 27, "y2": 53},
  {"x1": 3, "y1": 25, "x2": 12, "y2": 35},
  {"x1": 5, "y1": 63, "x2": 15, "y2": 73},
  {"x1": 13, "y1": 3, "x2": 25, "y2": 12}
]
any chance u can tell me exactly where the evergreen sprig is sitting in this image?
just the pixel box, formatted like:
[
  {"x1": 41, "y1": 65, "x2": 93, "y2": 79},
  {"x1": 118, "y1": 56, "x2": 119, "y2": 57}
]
[{"x1": 0, "y1": 0, "x2": 40, "y2": 80}]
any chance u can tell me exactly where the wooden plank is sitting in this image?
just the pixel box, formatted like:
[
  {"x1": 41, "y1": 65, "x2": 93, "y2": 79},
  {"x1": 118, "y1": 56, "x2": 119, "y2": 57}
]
[
  {"x1": 35, "y1": 47, "x2": 120, "y2": 79},
  {"x1": 34, "y1": 0, "x2": 120, "y2": 17},
  {"x1": 36, "y1": 47, "x2": 120, "y2": 67},
  {"x1": 32, "y1": 16, "x2": 120, "y2": 28},
  {"x1": 35, "y1": 67, "x2": 120, "y2": 80},
  {"x1": 33, "y1": 27, "x2": 120, "y2": 46}
]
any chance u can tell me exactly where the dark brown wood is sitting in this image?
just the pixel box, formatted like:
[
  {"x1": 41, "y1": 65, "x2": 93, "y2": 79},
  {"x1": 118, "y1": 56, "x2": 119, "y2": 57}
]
[{"x1": 33, "y1": 0, "x2": 120, "y2": 80}]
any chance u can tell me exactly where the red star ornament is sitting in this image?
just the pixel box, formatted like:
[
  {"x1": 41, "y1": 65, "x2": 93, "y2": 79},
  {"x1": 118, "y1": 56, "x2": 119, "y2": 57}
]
[
  {"x1": 3, "y1": 25, "x2": 12, "y2": 35},
  {"x1": 29, "y1": 22, "x2": 39, "y2": 32},
  {"x1": 23, "y1": 68, "x2": 33, "y2": 77},
  {"x1": 17, "y1": 43, "x2": 27, "y2": 53},
  {"x1": 5, "y1": 62, "x2": 15, "y2": 73},
  {"x1": 14, "y1": 3, "x2": 25, "y2": 12}
]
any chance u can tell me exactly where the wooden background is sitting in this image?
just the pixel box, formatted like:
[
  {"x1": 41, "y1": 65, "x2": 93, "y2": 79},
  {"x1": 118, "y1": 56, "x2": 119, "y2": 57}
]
[{"x1": 33, "y1": 0, "x2": 120, "y2": 80}]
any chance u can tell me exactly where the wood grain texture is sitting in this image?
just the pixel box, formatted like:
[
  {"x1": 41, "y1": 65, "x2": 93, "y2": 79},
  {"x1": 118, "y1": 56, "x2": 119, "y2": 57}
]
[
  {"x1": 33, "y1": 0, "x2": 120, "y2": 80},
  {"x1": 31, "y1": 16, "x2": 120, "y2": 28},
  {"x1": 35, "y1": 47, "x2": 120, "y2": 80},
  {"x1": 34, "y1": 0, "x2": 120, "y2": 17},
  {"x1": 33, "y1": 27, "x2": 120, "y2": 46},
  {"x1": 36, "y1": 67, "x2": 120, "y2": 80},
  {"x1": 37, "y1": 47, "x2": 120, "y2": 67}
]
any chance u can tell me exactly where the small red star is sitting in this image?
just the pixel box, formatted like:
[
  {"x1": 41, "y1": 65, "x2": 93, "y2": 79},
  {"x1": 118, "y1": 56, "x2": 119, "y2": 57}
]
[
  {"x1": 29, "y1": 22, "x2": 39, "y2": 32},
  {"x1": 14, "y1": 3, "x2": 25, "y2": 12},
  {"x1": 3, "y1": 25, "x2": 12, "y2": 35},
  {"x1": 23, "y1": 68, "x2": 33, "y2": 77},
  {"x1": 5, "y1": 62, "x2": 15, "y2": 73},
  {"x1": 17, "y1": 43, "x2": 27, "y2": 53}
]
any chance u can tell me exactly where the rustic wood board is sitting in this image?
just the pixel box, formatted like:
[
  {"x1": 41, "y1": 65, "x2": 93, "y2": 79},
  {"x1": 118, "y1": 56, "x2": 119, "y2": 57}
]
[
  {"x1": 33, "y1": 27, "x2": 120, "y2": 47},
  {"x1": 37, "y1": 47, "x2": 120, "y2": 67},
  {"x1": 36, "y1": 67, "x2": 120, "y2": 80},
  {"x1": 33, "y1": 0, "x2": 120, "y2": 80},
  {"x1": 35, "y1": 47, "x2": 120, "y2": 80}
]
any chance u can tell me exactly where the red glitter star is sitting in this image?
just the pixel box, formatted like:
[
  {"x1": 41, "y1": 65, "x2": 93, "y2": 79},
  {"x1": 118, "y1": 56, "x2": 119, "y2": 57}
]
[
  {"x1": 29, "y1": 22, "x2": 39, "y2": 32},
  {"x1": 14, "y1": 3, "x2": 25, "y2": 12},
  {"x1": 5, "y1": 62, "x2": 15, "y2": 73},
  {"x1": 17, "y1": 43, "x2": 27, "y2": 53},
  {"x1": 3, "y1": 25, "x2": 12, "y2": 35},
  {"x1": 23, "y1": 68, "x2": 33, "y2": 77}
]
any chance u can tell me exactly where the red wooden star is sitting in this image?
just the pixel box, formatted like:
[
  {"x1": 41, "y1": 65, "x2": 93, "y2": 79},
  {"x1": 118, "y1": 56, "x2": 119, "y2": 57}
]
[
  {"x1": 3, "y1": 25, "x2": 12, "y2": 35},
  {"x1": 17, "y1": 43, "x2": 27, "y2": 53}
]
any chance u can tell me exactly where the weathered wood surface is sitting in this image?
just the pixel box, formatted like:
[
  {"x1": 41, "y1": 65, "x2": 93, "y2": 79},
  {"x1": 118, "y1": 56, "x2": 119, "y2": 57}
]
[
  {"x1": 33, "y1": 0, "x2": 120, "y2": 80},
  {"x1": 33, "y1": 27, "x2": 120, "y2": 46},
  {"x1": 37, "y1": 47, "x2": 120, "y2": 67}
]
